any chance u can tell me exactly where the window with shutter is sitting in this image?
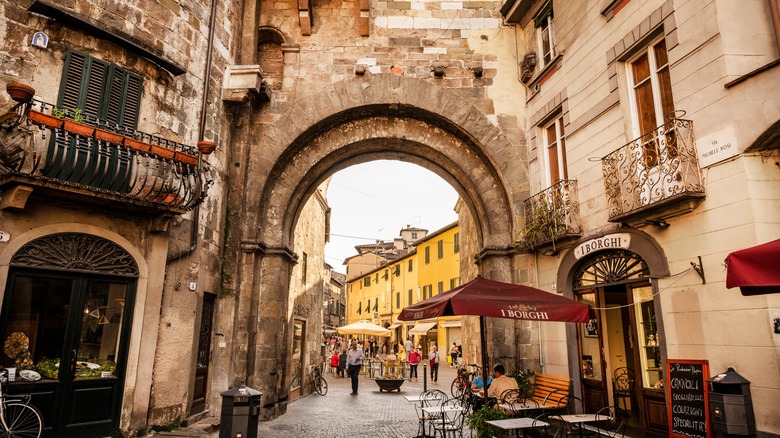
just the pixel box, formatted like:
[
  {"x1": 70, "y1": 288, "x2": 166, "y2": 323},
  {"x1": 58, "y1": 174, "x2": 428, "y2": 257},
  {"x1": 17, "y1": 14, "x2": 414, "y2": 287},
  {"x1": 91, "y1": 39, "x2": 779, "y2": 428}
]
[{"x1": 44, "y1": 50, "x2": 143, "y2": 192}]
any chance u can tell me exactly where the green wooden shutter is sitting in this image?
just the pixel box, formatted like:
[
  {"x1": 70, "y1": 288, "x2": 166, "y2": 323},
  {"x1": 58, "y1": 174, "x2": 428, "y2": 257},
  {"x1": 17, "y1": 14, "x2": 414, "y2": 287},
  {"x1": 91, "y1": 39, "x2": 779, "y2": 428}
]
[{"x1": 48, "y1": 50, "x2": 142, "y2": 193}]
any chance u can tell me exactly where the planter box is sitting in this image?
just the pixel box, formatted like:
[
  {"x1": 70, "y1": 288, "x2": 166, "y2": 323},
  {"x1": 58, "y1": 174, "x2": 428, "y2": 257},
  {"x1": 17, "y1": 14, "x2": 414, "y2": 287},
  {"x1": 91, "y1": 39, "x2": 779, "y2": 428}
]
[{"x1": 374, "y1": 378, "x2": 404, "y2": 392}]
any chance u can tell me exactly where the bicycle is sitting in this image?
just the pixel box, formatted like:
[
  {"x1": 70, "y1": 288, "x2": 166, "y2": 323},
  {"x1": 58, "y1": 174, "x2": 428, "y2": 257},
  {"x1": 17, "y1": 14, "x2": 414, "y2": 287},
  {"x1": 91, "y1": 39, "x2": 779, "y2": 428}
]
[
  {"x1": 450, "y1": 363, "x2": 481, "y2": 398},
  {"x1": 0, "y1": 368, "x2": 43, "y2": 437},
  {"x1": 312, "y1": 366, "x2": 328, "y2": 396}
]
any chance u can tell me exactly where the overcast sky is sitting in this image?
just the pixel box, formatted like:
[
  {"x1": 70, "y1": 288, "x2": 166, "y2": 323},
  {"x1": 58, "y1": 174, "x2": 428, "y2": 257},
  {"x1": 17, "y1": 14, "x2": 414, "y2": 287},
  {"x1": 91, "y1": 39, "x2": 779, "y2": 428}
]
[{"x1": 325, "y1": 160, "x2": 459, "y2": 273}]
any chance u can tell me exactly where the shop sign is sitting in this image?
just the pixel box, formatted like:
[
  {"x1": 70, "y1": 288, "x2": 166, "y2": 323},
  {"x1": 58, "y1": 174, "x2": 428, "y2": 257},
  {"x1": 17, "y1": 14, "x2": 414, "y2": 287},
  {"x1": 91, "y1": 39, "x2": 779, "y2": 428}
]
[
  {"x1": 0, "y1": 231, "x2": 9, "y2": 242},
  {"x1": 574, "y1": 233, "x2": 630, "y2": 259}
]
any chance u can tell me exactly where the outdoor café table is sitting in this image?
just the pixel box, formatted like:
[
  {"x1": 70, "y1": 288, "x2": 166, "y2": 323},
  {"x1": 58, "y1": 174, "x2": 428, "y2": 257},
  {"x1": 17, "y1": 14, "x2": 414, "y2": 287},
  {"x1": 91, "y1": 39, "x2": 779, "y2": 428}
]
[
  {"x1": 487, "y1": 417, "x2": 550, "y2": 438},
  {"x1": 560, "y1": 413, "x2": 605, "y2": 437},
  {"x1": 406, "y1": 395, "x2": 432, "y2": 438}
]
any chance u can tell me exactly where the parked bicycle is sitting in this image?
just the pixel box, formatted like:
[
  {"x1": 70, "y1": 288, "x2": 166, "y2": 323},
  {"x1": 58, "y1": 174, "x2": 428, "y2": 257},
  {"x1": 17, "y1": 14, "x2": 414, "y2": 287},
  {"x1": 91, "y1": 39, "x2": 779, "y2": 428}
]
[
  {"x1": 451, "y1": 363, "x2": 481, "y2": 398},
  {"x1": 0, "y1": 368, "x2": 43, "y2": 437},
  {"x1": 312, "y1": 366, "x2": 328, "y2": 396}
]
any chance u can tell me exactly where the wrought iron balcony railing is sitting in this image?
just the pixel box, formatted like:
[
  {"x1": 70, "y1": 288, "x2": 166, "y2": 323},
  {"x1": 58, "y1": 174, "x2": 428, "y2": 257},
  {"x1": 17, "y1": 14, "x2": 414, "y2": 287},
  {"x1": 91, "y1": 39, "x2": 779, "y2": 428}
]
[
  {"x1": 0, "y1": 97, "x2": 211, "y2": 213},
  {"x1": 522, "y1": 179, "x2": 581, "y2": 251},
  {"x1": 601, "y1": 117, "x2": 704, "y2": 222}
]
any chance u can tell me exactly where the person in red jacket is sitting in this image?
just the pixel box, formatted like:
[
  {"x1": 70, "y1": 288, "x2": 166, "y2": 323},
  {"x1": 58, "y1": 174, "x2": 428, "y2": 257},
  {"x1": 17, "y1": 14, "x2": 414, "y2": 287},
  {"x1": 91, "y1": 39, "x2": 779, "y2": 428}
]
[
  {"x1": 407, "y1": 346, "x2": 422, "y2": 382},
  {"x1": 330, "y1": 351, "x2": 340, "y2": 376}
]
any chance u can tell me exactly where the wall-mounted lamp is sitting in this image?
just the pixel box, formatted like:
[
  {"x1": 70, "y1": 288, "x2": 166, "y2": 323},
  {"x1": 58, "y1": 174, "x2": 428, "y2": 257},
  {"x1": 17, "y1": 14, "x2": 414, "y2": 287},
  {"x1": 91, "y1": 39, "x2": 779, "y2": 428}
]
[{"x1": 644, "y1": 219, "x2": 670, "y2": 228}]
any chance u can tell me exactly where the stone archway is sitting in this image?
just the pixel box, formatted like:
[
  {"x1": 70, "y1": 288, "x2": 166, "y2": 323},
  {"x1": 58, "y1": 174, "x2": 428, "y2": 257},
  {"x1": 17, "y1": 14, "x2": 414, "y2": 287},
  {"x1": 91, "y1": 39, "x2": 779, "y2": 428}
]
[{"x1": 229, "y1": 74, "x2": 528, "y2": 417}]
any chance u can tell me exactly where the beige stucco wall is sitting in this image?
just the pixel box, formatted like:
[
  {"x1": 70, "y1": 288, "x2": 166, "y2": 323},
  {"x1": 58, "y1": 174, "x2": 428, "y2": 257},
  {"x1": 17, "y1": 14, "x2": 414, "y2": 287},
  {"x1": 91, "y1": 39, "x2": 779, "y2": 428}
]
[{"x1": 520, "y1": 0, "x2": 780, "y2": 433}]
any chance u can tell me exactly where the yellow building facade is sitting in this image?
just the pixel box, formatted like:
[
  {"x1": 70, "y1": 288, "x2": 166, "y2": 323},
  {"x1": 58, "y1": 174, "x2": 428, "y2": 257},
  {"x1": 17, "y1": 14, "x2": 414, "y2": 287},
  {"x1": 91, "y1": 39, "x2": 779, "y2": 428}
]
[{"x1": 346, "y1": 222, "x2": 461, "y2": 358}]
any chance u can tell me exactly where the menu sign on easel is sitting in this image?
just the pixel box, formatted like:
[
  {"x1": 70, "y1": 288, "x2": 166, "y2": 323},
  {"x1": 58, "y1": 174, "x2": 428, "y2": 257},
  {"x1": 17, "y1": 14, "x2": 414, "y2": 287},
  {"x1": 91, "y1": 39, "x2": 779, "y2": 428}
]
[{"x1": 666, "y1": 359, "x2": 710, "y2": 438}]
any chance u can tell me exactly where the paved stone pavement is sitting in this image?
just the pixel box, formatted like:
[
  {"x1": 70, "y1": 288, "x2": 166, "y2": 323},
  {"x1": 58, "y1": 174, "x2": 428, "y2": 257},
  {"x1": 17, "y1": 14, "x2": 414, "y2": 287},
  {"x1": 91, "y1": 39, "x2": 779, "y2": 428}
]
[{"x1": 169, "y1": 364, "x2": 466, "y2": 438}]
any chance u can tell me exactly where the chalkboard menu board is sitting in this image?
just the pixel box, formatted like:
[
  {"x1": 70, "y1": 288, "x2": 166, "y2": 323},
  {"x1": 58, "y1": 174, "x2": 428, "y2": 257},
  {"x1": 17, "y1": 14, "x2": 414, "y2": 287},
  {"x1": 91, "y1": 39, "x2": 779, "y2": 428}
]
[{"x1": 666, "y1": 359, "x2": 710, "y2": 438}]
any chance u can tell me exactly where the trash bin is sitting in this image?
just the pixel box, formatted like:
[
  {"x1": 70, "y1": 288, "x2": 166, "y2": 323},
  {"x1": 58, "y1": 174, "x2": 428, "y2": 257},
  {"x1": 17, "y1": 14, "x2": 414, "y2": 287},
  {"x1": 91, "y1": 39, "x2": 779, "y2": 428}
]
[
  {"x1": 706, "y1": 367, "x2": 756, "y2": 436},
  {"x1": 220, "y1": 384, "x2": 262, "y2": 438}
]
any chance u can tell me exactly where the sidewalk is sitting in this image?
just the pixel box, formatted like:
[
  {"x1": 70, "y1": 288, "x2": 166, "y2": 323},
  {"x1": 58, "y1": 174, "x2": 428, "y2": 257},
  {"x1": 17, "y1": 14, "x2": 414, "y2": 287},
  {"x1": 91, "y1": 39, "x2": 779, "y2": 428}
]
[{"x1": 163, "y1": 364, "x2": 462, "y2": 438}]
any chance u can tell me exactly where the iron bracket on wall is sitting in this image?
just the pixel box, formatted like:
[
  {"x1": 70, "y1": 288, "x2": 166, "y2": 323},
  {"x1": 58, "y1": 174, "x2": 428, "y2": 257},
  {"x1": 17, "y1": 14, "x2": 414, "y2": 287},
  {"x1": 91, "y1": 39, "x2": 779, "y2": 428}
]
[{"x1": 690, "y1": 256, "x2": 705, "y2": 284}]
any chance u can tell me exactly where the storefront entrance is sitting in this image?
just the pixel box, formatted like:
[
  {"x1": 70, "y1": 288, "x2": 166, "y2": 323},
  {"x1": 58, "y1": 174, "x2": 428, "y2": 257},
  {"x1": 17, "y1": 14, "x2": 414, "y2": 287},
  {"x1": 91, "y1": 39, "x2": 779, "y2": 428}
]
[
  {"x1": 572, "y1": 249, "x2": 668, "y2": 433},
  {"x1": 0, "y1": 233, "x2": 137, "y2": 437}
]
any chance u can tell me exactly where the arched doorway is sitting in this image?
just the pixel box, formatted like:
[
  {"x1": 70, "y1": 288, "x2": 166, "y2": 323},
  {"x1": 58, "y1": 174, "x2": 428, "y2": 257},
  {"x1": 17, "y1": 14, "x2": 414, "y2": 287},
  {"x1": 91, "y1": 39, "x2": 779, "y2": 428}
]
[
  {"x1": 225, "y1": 74, "x2": 525, "y2": 417},
  {"x1": 558, "y1": 229, "x2": 670, "y2": 433},
  {"x1": 0, "y1": 233, "x2": 137, "y2": 437}
]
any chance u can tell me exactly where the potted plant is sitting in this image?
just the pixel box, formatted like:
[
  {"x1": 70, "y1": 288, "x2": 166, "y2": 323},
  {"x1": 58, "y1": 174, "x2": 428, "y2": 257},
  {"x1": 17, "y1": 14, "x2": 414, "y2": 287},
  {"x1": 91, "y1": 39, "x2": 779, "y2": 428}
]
[
  {"x1": 514, "y1": 368, "x2": 536, "y2": 398},
  {"x1": 468, "y1": 405, "x2": 508, "y2": 438},
  {"x1": 5, "y1": 82, "x2": 35, "y2": 103},
  {"x1": 197, "y1": 140, "x2": 216, "y2": 155}
]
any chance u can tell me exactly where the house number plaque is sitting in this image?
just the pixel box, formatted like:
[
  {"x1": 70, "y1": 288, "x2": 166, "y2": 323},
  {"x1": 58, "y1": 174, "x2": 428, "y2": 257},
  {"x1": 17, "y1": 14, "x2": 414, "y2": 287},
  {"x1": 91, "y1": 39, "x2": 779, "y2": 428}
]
[{"x1": 0, "y1": 231, "x2": 10, "y2": 242}]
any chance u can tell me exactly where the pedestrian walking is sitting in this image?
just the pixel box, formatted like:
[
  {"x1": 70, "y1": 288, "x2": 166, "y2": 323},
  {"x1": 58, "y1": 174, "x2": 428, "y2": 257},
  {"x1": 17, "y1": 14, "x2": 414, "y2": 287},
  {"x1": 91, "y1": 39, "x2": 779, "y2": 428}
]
[
  {"x1": 330, "y1": 351, "x2": 340, "y2": 375},
  {"x1": 338, "y1": 350, "x2": 347, "y2": 377},
  {"x1": 404, "y1": 336, "x2": 413, "y2": 354},
  {"x1": 428, "y1": 345, "x2": 440, "y2": 383},
  {"x1": 346, "y1": 341, "x2": 364, "y2": 395},
  {"x1": 449, "y1": 342, "x2": 458, "y2": 368},
  {"x1": 407, "y1": 346, "x2": 421, "y2": 382}
]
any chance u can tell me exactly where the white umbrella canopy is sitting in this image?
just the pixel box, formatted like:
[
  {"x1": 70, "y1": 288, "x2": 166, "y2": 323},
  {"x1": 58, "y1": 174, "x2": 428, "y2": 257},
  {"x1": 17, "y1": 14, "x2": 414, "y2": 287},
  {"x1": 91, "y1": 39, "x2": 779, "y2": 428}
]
[{"x1": 337, "y1": 321, "x2": 391, "y2": 337}]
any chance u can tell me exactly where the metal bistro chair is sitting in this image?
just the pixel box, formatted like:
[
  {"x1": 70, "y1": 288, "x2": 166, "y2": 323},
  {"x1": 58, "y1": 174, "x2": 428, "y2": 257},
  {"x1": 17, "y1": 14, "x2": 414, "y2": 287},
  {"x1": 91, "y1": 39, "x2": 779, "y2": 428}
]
[
  {"x1": 590, "y1": 406, "x2": 628, "y2": 438},
  {"x1": 433, "y1": 397, "x2": 466, "y2": 438},
  {"x1": 531, "y1": 412, "x2": 567, "y2": 438},
  {"x1": 612, "y1": 367, "x2": 636, "y2": 416},
  {"x1": 420, "y1": 389, "x2": 448, "y2": 436},
  {"x1": 498, "y1": 389, "x2": 541, "y2": 418}
]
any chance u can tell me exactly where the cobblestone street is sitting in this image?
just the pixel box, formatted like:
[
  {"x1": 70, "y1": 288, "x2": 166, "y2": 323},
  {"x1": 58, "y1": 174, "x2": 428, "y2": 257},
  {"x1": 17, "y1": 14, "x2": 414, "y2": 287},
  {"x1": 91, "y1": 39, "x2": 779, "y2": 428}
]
[
  {"x1": 253, "y1": 365, "x2": 461, "y2": 438},
  {"x1": 165, "y1": 365, "x2": 464, "y2": 438}
]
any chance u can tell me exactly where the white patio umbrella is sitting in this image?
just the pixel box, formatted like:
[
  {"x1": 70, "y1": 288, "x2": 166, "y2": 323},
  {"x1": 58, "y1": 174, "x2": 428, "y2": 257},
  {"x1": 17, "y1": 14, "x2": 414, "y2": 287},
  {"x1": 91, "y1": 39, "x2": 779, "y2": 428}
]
[{"x1": 336, "y1": 321, "x2": 391, "y2": 337}]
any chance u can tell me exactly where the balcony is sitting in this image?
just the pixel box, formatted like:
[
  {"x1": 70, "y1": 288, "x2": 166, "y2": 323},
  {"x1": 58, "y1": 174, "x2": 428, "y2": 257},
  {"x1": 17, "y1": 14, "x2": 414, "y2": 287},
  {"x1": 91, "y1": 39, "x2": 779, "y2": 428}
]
[
  {"x1": 522, "y1": 180, "x2": 582, "y2": 251},
  {"x1": 601, "y1": 118, "x2": 705, "y2": 224},
  {"x1": 0, "y1": 95, "x2": 211, "y2": 217}
]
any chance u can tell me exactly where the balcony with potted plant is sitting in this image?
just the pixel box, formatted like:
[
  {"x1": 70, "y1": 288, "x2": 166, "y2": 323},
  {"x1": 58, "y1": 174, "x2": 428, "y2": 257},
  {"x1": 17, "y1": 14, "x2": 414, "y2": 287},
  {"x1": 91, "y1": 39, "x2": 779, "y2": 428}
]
[
  {"x1": 521, "y1": 180, "x2": 582, "y2": 253},
  {"x1": 0, "y1": 83, "x2": 213, "y2": 216},
  {"x1": 600, "y1": 116, "x2": 705, "y2": 226}
]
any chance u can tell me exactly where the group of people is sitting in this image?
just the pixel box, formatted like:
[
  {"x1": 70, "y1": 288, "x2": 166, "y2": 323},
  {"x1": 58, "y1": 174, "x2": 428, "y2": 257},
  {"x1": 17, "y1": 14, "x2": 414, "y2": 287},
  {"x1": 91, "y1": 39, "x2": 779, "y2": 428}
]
[{"x1": 324, "y1": 335, "x2": 475, "y2": 395}]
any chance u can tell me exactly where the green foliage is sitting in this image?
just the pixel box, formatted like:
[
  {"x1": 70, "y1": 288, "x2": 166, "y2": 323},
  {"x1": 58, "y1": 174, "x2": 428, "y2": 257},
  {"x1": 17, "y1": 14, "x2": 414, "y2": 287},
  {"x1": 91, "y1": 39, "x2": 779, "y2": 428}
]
[
  {"x1": 150, "y1": 424, "x2": 180, "y2": 432},
  {"x1": 514, "y1": 368, "x2": 536, "y2": 397},
  {"x1": 468, "y1": 405, "x2": 509, "y2": 438},
  {"x1": 51, "y1": 107, "x2": 68, "y2": 118}
]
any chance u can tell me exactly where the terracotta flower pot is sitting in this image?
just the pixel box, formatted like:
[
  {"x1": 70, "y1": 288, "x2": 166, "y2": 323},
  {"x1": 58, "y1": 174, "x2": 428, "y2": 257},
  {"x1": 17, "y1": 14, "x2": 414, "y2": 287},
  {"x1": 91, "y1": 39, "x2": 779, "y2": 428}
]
[
  {"x1": 6, "y1": 82, "x2": 35, "y2": 103},
  {"x1": 197, "y1": 140, "x2": 216, "y2": 155},
  {"x1": 124, "y1": 138, "x2": 152, "y2": 153},
  {"x1": 63, "y1": 120, "x2": 95, "y2": 137},
  {"x1": 27, "y1": 110, "x2": 63, "y2": 130},
  {"x1": 174, "y1": 151, "x2": 198, "y2": 166},
  {"x1": 150, "y1": 144, "x2": 176, "y2": 160},
  {"x1": 94, "y1": 128, "x2": 125, "y2": 145}
]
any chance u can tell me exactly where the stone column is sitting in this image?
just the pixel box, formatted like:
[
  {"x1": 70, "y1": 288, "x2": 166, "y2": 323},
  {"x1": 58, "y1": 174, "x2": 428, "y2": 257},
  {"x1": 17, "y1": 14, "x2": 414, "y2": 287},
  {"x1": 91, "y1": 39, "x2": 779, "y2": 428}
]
[
  {"x1": 476, "y1": 248, "x2": 539, "y2": 374},
  {"x1": 242, "y1": 245, "x2": 295, "y2": 419}
]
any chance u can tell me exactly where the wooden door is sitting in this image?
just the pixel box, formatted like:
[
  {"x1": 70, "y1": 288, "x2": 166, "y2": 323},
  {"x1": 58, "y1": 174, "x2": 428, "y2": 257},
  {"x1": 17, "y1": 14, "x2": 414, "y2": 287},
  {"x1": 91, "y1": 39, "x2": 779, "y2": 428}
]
[{"x1": 190, "y1": 293, "x2": 215, "y2": 415}]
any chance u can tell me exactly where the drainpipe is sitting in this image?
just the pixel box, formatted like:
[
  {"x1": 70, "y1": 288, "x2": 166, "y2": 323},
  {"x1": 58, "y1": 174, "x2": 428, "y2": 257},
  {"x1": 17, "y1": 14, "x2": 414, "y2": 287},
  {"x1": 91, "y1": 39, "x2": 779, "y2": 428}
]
[{"x1": 168, "y1": 0, "x2": 218, "y2": 262}]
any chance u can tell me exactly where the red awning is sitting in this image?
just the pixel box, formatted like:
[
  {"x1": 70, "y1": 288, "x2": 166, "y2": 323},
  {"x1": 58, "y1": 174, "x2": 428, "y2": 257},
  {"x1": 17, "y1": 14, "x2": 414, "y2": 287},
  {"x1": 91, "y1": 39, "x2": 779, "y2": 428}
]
[
  {"x1": 398, "y1": 277, "x2": 590, "y2": 323},
  {"x1": 725, "y1": 239, "x2": 780, "y2": 296}
]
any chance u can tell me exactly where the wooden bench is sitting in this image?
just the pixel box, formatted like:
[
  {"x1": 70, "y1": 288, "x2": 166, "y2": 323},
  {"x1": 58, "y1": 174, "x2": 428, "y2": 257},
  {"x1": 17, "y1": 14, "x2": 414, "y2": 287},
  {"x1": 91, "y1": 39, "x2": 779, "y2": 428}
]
[{"x1": 530, "y1": 373, "x2": 571, "y2": 410}]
